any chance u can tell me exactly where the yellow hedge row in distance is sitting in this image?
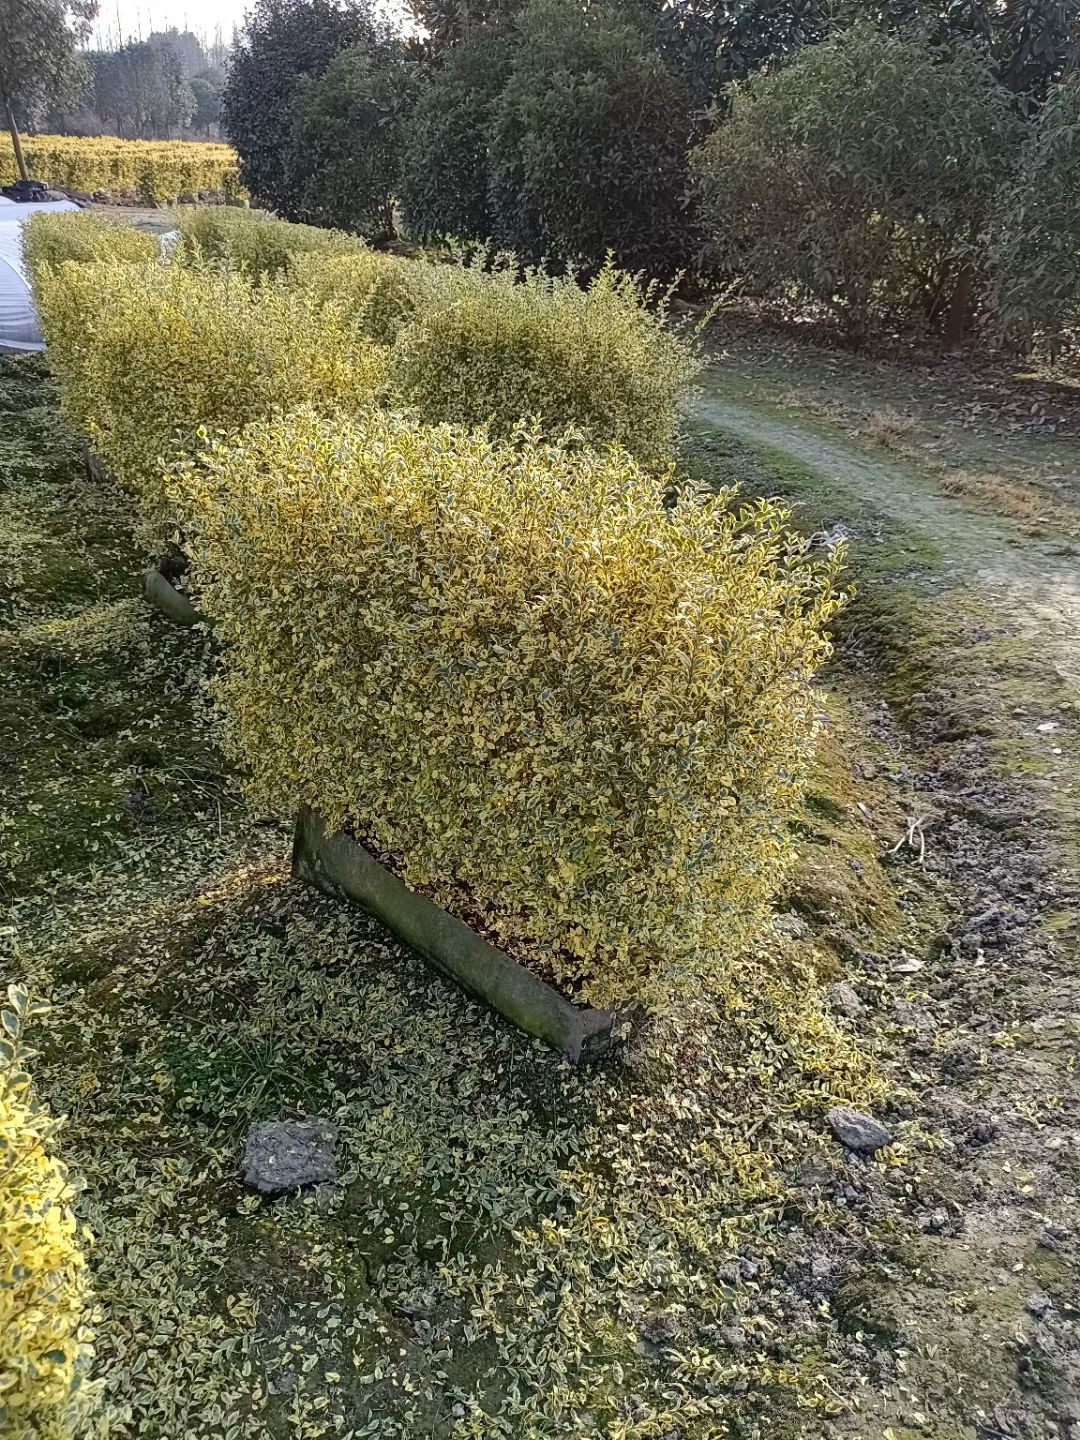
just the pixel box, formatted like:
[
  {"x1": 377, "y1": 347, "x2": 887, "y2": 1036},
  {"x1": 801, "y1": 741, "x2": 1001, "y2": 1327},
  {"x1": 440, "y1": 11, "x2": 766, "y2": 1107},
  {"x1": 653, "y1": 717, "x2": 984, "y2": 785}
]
[
  {"x1": 0, "y1": 134, "x2": 243, "y2": 203},
  {"x1": 179, "y1": 407, "x2": 843, "y2": 1009},
  {"x1": 0, "y1": 986, "x2": 94, "y2": 1440}
]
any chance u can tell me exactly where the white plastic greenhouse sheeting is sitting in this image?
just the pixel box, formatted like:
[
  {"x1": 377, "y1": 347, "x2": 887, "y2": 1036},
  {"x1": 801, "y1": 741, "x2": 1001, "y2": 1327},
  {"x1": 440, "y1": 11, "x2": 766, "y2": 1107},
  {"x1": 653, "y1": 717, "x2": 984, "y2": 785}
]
[{"x1": 0, "y1": 199, "x2": 81, "y2": 351}]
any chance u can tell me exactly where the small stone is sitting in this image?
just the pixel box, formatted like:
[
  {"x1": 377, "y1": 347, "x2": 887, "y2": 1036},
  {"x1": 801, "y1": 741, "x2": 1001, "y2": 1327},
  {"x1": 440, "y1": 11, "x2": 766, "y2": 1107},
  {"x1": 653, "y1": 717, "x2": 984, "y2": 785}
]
[
  {"x1": 637, "y1": 1311, "x2": 678, "y2": 1347},
  {"x1": 774, "y1": 911, "x2": 811, "y2": 940},
  {"x1": 827, "y1": 982, "x2": 865, "y2": 1018},
  {"x1": 1039, "y1": 1224, "x2": 1071, "y2": 1250},
  {"x1": 242, "y1": 1118, "x2": 338, "y2": 1196},
  {"x1": 721, "y1": 1326, "x2": 747, "y2": 1350},
  {"x1": 891, "y1": 957, "x2": 925, "y2": 975},
  {"x1": 827, "y1": 1106, "x2": 893, "y2": 1154},
  {"x1": 1036, "y1": 721, "x2": 1060, "y2": 734},
  {"x1": 1026, "y1": 1290, "x2": 1052, "y2": 1319}
]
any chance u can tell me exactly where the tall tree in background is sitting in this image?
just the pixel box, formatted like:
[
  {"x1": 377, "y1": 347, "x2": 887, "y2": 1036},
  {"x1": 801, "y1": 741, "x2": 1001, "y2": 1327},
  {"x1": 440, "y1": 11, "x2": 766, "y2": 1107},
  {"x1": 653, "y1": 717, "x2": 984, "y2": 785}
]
[
  {"x1": 223, "y1": 0, "x2": 385, "y2": 220},
  {"x1": 92, "y1": 38, "x2": 194, "y2": 138},
  {"x1": 488, "y1": 0, "x2": 698, "y2": 274},
  {"x1": 991, "y1": 70, "x2": 1080, "y2": 347},
  {"x1": 401, "y1": 25, "x2": 516, "y2": 241},
  {"x1": 0, "y1": 0, "x2": 96, "y2": 179},
  {"x1": 286, "y1": 39, "x2": 418, "y2": 238},
  {"x1": 692, "y1": 24, "x2": 1021, "y2": 341}
]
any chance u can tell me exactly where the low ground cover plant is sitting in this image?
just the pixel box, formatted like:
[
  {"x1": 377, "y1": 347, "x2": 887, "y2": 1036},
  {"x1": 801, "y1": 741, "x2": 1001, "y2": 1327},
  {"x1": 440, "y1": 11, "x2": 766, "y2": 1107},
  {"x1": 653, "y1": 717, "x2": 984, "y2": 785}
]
[
  {"x1": 0, "y1": 986, "x2": 94, "y2": 1440},
  {"x1": 179, "y1": 406, "x2": 843, "y2": 1009}
]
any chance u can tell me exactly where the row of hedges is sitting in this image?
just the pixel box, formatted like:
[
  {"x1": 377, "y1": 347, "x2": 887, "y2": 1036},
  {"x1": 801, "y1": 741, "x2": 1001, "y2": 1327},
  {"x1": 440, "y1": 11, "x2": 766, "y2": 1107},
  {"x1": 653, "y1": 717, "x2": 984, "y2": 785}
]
[
  {"x1": 29, "y1": 211, "x2": 695, "y2": 531},
  {"x1": 0, "y1": 135, "x2": 243, "y2": 203},
  {"x1": 29, "y1": 208, "x2": 840, "y2": 1011}
]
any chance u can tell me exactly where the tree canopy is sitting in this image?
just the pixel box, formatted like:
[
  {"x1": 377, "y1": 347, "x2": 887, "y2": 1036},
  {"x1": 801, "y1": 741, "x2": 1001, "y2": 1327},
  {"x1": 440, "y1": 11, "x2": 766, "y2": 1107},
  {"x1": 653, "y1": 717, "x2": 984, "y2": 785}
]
[
  {"x1": 223, "y1": 0, "x2": 387, "y2": 221},
  {"x1": 0, "y1": 0, "x2": 96, "y2": 177},
  {"x1": 487, "y1": 0, "x2": 698, "y2": 273},
  {"x1": 287, "y1": 41, "x2": 418, "y2": 239},
  {"x1": 692, "y1": 23, "x2": 1021, "y2": 339}
]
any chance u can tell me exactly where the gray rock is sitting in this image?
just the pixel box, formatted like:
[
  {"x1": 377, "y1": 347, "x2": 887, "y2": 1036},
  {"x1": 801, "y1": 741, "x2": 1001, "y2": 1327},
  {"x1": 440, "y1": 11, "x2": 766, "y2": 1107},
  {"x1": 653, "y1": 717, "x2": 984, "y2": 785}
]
[
  {"x1": 774, "y1": 911, "x2": 811, "y2": 940},
  {"x1": 827, "y1": 1106, "x2": 893, "y2": 1154},
  {"x1": 242, "y1": 1118, "x2": 338, "y2": 1196},
  {"x1": 1026, "y1": 1290, "x2": 1052, "y2": 1319},
  {"x1": 827, "y1": 982, "x2": 865, "y2": 1019}
]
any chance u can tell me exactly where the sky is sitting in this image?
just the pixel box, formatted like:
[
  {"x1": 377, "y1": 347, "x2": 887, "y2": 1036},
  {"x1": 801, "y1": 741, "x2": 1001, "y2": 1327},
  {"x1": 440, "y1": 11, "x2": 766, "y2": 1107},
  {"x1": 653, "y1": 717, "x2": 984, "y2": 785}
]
[
  {"x1": 89, "y1": 0, "x2": 250, "y2": 49},
  {"x1": 88, "y1": 0, "x2": 410, "y2": 50}
]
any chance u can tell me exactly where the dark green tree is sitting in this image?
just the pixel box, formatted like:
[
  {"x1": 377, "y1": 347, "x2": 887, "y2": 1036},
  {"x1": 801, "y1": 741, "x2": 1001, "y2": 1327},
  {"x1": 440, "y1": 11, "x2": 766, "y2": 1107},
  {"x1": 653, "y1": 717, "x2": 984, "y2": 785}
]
[
  {"x1": 223, "y1": 0, "x2": 385, "y2": 220},
  {"x1": 691, "y1": 23, "x2": 1022, "y2": 341},
  {"x1": 991, "y1": 71, "x2": 1080, "y2": 347},
  {"x1": 188, "y1": 75, "x2": 222, "y2": 134},
  {"x1": 488, "y1": 0, "x2": 698, "y2": 274},
  {"x1": 401, "y1": 26, "x2": 516, "y2": 242},
  {"x1": 0, "y1": 0, "x2": 96, "y2": 180},
  {"x1": 286, "y1": 40, "x2": 418, "y2": 239}
]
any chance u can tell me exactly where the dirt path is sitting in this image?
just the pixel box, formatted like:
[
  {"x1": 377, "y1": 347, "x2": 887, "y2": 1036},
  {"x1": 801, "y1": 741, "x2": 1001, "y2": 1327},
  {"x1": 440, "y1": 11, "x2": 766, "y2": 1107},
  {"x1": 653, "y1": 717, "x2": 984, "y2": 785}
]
[
  {"x1": 692, "y1": 360, "x2": 1080, "y2": 1440},
  {"x1": 695, "y1": 374, "x2": 1080, "y2": 597}
]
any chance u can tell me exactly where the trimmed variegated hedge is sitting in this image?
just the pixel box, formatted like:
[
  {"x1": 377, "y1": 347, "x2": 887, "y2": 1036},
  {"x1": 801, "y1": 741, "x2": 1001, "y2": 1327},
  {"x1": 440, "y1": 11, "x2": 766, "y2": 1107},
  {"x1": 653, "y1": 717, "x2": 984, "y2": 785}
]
[{"x1": 178, "y1": 407, "x2": 842, "y2": 1009}]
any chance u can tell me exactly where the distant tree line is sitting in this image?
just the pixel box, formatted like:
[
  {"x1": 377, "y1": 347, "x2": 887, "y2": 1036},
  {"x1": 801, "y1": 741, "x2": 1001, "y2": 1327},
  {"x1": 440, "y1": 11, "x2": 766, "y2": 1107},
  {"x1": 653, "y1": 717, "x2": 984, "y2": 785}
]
[
  {"x1": 12, "y1": 24, "x2": 228, "y2": 141},
  {"x1": 220, "y1": 0, "x2": 1080, "y2": 348}
]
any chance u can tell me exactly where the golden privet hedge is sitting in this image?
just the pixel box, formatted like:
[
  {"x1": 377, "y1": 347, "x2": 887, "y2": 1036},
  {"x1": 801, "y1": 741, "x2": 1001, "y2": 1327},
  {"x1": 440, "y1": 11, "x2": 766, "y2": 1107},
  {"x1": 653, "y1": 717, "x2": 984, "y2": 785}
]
[
  {"x1": 179, "y1": 408, "x2": 843, "y2": 1009},
  {"x1": 34, "y1": 255, "x2": 388, "y2": 541},
  {"x1": 0, "y1": 987, "x2": 94, "y2": 1440},
  {"x1": 386, "y1": 260, "x2": 697, "y2": 466},
  {"x1": 169, "y1": 206, "x2": 364, "y2": 276},
  {"x1": 22, "y1": 211, "x2": 159, "y2": 279},
  {"x1": 0, "y1": 135, "x2": 242, "y2": 202}
]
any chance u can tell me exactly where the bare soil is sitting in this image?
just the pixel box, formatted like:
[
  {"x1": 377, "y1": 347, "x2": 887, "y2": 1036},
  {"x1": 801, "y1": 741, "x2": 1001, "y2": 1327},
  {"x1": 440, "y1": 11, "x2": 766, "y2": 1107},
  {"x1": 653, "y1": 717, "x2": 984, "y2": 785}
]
[{"x1": 690, "y1": 327, "x2": 1080, "y2": 1439}]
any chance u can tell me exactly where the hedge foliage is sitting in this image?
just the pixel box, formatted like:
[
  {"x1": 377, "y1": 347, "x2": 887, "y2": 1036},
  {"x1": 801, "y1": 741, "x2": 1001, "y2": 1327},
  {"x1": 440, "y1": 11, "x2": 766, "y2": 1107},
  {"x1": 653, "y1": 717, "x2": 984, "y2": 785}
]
[
  {"x1": 385, "y1": 259, "x2": 698, "y2": 465},
  {"x1": 287, "y1": 248, "x2": 461, "y2": 343},
  {"x1": 0, "y1": 135, "x2": 243, "y2": 202},
  {"x1": 168, "y1": 205, "x2": 364, "y2": 275},
  {"x1": 34, "y1": 255, "x2": 387, "y2": 540},
  {"x1": 0, "y1": 986, "x2": 94, "y2": 1440},
  {"x1": 31, "y1": 210, "x2": 696, "y2": 487},
  {"x1": 179, "y1": 407, "x2": 842, "y2": 1008},
  {"x1": 22, "y1": 211, "x2": 159, "y2": 280}
]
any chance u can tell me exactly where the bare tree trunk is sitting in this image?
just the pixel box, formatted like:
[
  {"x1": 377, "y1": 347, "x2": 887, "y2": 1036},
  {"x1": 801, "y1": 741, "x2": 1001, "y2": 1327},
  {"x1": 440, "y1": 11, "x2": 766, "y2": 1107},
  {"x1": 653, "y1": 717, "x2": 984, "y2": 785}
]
[
  {"x1": 3, "y1": 95, "x2": 29, "y2": 182},
  {"x1": 945, "y1": 262, "x2": 974, "y2": 350}
]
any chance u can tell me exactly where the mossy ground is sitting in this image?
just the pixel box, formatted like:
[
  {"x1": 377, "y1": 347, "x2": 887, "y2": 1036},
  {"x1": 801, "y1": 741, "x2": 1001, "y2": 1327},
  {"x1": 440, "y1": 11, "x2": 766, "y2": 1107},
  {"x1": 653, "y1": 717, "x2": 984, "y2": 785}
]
[
  {"x1": 5, "y1": 341, "x2": 1078, "y2": 1439},
  {"x1": 684, "y1": 345, "x2": 1080, "y2": 1437}
]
